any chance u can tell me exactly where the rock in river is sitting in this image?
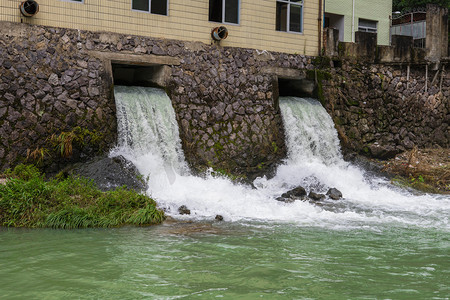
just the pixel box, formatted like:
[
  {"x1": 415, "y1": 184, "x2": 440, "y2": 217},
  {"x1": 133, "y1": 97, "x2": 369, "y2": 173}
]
[
  {"x1": 178, "y1": 205, "x2": 191, "y2": 215},
  {"x1": 308, "y1": 191, "x2": 326, "y2": 201},
  {"x1": 327, "y1": 188, "x2": 343, "y2": 200},
  {"x1": 281, "y1": 186, "x2": 307, "y2": 199}
]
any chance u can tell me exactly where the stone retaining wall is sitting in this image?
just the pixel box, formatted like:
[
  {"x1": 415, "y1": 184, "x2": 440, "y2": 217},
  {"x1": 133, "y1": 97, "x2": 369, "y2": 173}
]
[
  {"x1": 0, "y1": 21, "x2": 448, "y2": 178},
  {"x1": 321, "y1": 60, "x2": 449, "y2": 159},
  {"x1": 0, "y1": 23, "x2": 116, "y2": 172}
]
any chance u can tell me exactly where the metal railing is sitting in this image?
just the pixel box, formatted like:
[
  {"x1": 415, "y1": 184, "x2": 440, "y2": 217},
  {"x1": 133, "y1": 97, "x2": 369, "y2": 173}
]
[{"x1": 391, "y1": 8, "x2": 427, "y2": 48}]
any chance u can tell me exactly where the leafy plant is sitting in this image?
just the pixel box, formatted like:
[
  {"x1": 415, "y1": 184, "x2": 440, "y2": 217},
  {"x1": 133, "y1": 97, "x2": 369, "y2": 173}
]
[
  {"x1": 26, "y1": 147, "x2": 48, "y2": 164},
  {"x1": 52, "y1": 131, "x2": 77, "y2": 158},
  {"x1": 50, "y1": 126, "x2": 104, "y2": 158}
]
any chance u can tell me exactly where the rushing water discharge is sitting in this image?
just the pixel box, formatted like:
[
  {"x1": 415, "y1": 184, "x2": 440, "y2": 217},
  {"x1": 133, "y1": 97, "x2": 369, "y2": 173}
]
[{"x1": 0, "y1": 86, "x2": 448, "y2": 299}]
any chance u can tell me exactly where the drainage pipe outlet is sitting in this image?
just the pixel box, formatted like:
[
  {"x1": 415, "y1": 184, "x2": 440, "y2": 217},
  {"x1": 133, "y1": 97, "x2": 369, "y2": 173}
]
[
  {"x1": 211, "y1": 26, "x2": 228, "y2": 41},
  {"x1": 20, "y1": 0, "x2": 39, "y2": 17}
]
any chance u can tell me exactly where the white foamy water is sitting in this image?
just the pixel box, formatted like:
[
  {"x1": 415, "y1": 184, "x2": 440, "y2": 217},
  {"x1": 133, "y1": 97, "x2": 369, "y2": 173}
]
[{"x1": 112, "y1": 86, "x2": 449, "y2": 229}]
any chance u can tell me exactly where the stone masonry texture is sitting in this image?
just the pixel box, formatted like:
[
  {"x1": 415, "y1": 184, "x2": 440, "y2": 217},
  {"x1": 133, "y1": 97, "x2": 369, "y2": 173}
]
[{"x1": 0, "y1": 21, "x2": 448, "y2": 178}]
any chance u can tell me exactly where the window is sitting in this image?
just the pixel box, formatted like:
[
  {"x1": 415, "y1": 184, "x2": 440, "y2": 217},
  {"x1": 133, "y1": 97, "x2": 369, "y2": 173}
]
[
  {"x1": 276, "y1": 0, "x2": 303, "y2": 33},
  {"x1": 132, "y1": 0, "x2": 167, "y2": 15},
  {"x1": 358, "y1": 19, "x2": 377, "y2": 33},
  {"x1": 209, "y1": 0, "x2": 240, "y2": 25}
]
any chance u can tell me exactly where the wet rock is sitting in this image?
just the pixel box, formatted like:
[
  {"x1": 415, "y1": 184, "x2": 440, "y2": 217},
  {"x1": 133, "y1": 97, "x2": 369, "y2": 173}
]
[
  {"x1": 343, "y1": 152, "x2": 392, "y2": 179},
  {"x1": 368, "y1": 143, "x2": 399, "y2": 160},
  {"x1": 308, "y1": 191, "x2": 326, "y2": 201},
  {"x1": 276, "y1": 196, "x2": 295, "y2": 203},
  {"x1": 67, "y1": 155, "x2": 147, "y2": 192},
  {"x1": 178, "y1": 205, "x2": 191, "y2": 215},
  {"x1": 215, "y1": 215, "x2": 223, "y2": 221},
  {"x1": 282, "y1": 186, "x2": 307, "y2": 199},
  {"x1": 327, "y1": 188, "x2": 343, "y2": 200}
]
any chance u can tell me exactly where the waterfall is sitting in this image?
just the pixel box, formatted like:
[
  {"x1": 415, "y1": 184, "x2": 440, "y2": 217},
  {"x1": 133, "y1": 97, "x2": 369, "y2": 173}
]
[
  {"x1": 279, "y1": 96, "x2": 342, "y2": 165},
  {"x1": 111, "y1": 87, "x2": 449, "y2": 229},
  {"x1": 114, "y1": 86, "x2": 189, "y2": 184}
]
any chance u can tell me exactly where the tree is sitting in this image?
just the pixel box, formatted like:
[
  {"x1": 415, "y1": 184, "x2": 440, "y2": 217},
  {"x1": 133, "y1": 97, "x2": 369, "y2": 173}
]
[{"x1": 393, "y1": 0, "x2": 450, "y2": 11}]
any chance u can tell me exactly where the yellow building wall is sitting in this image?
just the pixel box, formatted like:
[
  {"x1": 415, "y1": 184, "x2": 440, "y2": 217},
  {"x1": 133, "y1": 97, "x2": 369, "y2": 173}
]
[{"x1": 0, "y1": 0, "x2": 321, "y2": 56}]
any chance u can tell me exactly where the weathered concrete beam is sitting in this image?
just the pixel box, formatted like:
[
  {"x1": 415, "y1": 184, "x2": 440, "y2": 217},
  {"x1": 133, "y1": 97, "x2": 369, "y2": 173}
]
[
  {"x1": 90, "y1": 52, "x2": 180, "y2": 88},
  {"x1": 261, "y1": 67, "x2": 306, "y2": 79},
  {"x1": 90, "y1": 51, "x2": 181, "y2": 66},
  {"x1": 261, "y1": 67, "x2": 316, "y2": 97}
]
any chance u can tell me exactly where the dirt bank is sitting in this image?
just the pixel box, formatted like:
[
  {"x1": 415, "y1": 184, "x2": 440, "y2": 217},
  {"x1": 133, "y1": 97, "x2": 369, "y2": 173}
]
[{"x1": 381, "y1": 147, "x2": 449, "y2": 194}]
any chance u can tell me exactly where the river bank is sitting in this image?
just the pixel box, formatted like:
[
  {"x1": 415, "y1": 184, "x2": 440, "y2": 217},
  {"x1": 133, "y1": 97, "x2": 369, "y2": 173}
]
[
  {"x1": 0, "y1": 164, "x2": 165, "y2": 228},
  {"x1": 1, "y1": 145, "x2": 448, "y2": 229},
  {"x1": 378, "y1": 148, "x2": 449, "y2": 194}
]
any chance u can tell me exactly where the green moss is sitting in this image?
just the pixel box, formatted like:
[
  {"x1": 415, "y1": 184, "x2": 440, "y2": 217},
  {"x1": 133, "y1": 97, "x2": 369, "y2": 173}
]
[
  {"x1": 271, "y1": 142, "x2": 278, "y2": 154},
  {"x1": 312, "y1": 56, "x2": 332, "y2": 68},
  {"x1": 347, "y1": 131, "x2": 355, "y2": 139},
  {"x1": 206, "y1": 162, "x2": 244, "y2": 182},
  {"x1": 0, "y1": 164, "x2": 165, "y2": 228},
  {"x1": 392, "y1": 176, "x2": 442, "y2": 194},
  {"x1": 305, "y1": 69, "x2": 332, "y2": 105},
  {"x1": 337, "y1": 42, "x2": 345, "y2": 54},
  {"x1": 306, "y1": 69, "x2": 332, "y2": 81},
  {"x1": 349, "y1": 99, "x2": 360, "y2": 106},
  {"x1": 333, "y1": 117, "x2": 344, "y2": 126},
  {"x1": 213, "y1": 142, "x2": 224, "y2": 151}
]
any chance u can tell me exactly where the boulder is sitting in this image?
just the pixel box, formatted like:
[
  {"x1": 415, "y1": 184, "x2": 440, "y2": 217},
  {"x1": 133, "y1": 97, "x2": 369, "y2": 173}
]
[
  {"x1": 178, "y1": 205, "x2": 191, "y2": 215},
  {"x1": 276, "y1": 196, "x2": 296, "y2": 203},
  {"x1": 281, "y1": 186, "x2": 307, "y2": 199},
  {"x1": 308, "y1": 191, "x2": 326, "y2": 201},
  {"x1": 215, "y1": 215, "x2": 224, "y2": 221},
  {"x1": 68, "y1": 155, "x2": 147, "y2": 192},
  {"x1": 368, "y1": 143, "x2": 400, "y2": 160},
  {"x1": 327, "y1": 188, "x2": 343, "y2": 200}
]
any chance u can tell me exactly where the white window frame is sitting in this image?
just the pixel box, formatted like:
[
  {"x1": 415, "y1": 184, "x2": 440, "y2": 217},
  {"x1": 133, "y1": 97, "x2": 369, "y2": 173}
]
[
  {"x1": 209, "y1": 0, "x2": 240, "y2": 25},
  {"x1": 358, "y1": 19, "x2": 377, "y2": 33},
  {"x1": 131, "y1": 0, "x2": 169, "y2": 16},
  {"x1": 276, "y1": 0, "x2": 304, "y2": 34}
]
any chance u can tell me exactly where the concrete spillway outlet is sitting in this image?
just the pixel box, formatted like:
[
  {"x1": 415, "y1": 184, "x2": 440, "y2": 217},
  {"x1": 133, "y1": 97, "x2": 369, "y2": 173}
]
[
  {"x1": 112, "y1": 64, "x2": 171, "y2": 88},
  {"x1": 277, "y1": 78, "x2": 316, "y2": 98}
]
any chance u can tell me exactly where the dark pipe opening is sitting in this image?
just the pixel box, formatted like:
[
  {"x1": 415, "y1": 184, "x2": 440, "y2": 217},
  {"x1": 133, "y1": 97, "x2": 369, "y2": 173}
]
[
  {"x1": 277, "y1": 78, "x2": 316, "y2": 98},
  {"x1": 211, "y1": 26, "x2": 228, "y2": 41},
  {"x1": 112, "y1": 64, "x2": 168, "y2": 88},
  {"x1": 332, "y1": 59, "x2": 342, "y2": 68},
  {"x1": 20, "y1": 0, "x2": 39, "y2": 17}
]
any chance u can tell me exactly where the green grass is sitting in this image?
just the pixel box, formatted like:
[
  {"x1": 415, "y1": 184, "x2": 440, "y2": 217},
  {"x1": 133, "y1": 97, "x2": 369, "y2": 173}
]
[
  {"x1": 0, "y1": 164, "x2": 165, "y2": 228},
  {"x1": 391, "y1": 176, "x2": 443, "y2": 194}
]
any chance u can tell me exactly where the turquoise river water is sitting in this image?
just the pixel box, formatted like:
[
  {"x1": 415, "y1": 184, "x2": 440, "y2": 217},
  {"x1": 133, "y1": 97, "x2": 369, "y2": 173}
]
[{"x1": 0, "y1": 223, "x2": 448, "y2": 299}]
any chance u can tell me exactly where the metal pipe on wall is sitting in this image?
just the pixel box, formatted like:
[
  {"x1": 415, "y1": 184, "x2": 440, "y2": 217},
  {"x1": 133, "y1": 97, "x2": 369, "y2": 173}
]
[
  {"x1": 352, "y1": 0, "x2": 355, "y2": 42},
  {"x1": 318, "y1": 0, "x2": 323, "y2": 55}
]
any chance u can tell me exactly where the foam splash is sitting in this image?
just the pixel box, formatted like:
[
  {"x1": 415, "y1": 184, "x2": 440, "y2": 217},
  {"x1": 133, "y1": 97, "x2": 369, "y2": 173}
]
[{"x1": 112, "y1": 86, "x2": 450, "y2": 230}]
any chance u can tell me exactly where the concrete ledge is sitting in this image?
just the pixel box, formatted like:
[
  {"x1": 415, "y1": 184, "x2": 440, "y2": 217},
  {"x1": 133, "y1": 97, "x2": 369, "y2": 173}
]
[
  {"x1": 90, "y1": 51, "x2": 181, "y2": 66},
  {"x1": 261, "y1": 67, "x2": 306, "y2": 79}
]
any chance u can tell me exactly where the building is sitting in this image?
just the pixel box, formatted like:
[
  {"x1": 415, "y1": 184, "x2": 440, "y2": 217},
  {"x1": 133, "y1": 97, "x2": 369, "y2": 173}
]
[
  {"x1": 324, "y1": 0, "x2": 392, "y2": 45},
  {"x1": 0, "y1": 0, "x2": 322, "y2": 55}
]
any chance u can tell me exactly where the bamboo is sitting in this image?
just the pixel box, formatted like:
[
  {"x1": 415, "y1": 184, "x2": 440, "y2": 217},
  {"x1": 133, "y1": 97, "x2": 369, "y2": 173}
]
[{"x1": 406, "y1": 65, "x2": 410, "y2": 89}]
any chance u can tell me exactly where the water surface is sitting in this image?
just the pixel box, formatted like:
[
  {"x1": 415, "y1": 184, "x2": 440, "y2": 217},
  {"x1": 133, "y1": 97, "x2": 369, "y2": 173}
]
[{"x1": 1, "y1": 223, "x2": 448, "y2": 299}]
